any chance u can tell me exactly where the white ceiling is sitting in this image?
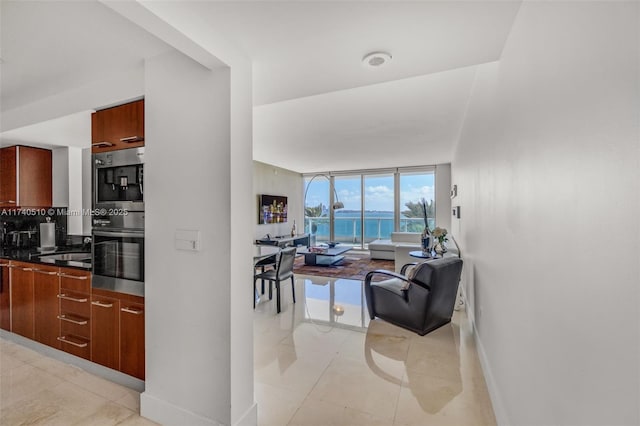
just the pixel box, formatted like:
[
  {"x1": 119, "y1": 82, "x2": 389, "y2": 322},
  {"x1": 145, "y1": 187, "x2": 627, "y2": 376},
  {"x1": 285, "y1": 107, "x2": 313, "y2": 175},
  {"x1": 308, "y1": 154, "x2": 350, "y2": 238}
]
[
  {"x1": 0, "y1": 111, "x2": 91, "y2": 149},
  {"x1": 0, "y1": 1, "x2": 522, "y2": 171}
]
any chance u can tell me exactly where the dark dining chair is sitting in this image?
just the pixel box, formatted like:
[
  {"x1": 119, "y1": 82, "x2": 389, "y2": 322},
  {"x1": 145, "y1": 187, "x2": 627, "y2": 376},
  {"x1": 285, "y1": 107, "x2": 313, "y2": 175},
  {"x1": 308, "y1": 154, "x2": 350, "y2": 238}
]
[
  {"x1": 254, "y1": 254, "x2": 277, "y2": 300},
  {"x1": 364, "y1": 257, "x2": 463, "y2": 335},
  {"x1": 254, "y1": 246, "x2": 297, "y2": 313}
]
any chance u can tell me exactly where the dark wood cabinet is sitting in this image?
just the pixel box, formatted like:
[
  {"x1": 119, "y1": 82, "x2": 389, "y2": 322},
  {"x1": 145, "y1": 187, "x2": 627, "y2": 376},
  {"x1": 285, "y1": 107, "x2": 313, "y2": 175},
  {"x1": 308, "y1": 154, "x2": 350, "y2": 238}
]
[
  {"x1": 33, "y1": 265, "x2": 60, "y2": 348},
  {"x1": 92, "y1": 99, "x2": 145, "y2": 153},
  {"x1": 120, "y1": 300, "x2": 145, "y2": 379},
  {"x1": 91, "y1": 294, "x2": 120, "y2": 370},
  {"x1": 58, "y1": 268, "x2": 91, "y2": 360},
  {"x1": 0, "y1": 261, "x2": 11, "y2": 331},
  {"x1": 10, "y1": 262, "x2": 35, "y2": 339},
  {"x1": 0, "y1": 146, "x2": 52, "y2": 208}
]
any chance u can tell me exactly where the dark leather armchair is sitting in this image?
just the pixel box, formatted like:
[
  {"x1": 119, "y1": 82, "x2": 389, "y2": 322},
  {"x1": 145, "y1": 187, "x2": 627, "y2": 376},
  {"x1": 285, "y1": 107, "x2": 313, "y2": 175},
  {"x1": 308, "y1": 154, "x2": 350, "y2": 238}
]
[{"x1": 364, "y1": 257, "x2": 463, "y2": 336}]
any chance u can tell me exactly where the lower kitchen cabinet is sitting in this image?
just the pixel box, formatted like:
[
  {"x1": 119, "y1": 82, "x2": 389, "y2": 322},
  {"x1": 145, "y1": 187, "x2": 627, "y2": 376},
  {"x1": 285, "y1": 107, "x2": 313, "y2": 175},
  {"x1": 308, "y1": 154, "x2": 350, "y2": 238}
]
[
  {"x1": 10, "y1": 262, "x2": 35, "y2": 339},
  {"x1": 0, "y1": 261, "x2": 10, "y2": 331},
  {"x1": 120, "y1": 301, "x2": 145, "y2": 379},
  {"x1": 92, "y1": 288, "x2": 145, "y2": 379},
  {"x1": 91, "y1": 294, "x2": 120, "y2": 370},
  {"x1": 33, "y1": 265, "x2": 60, "y2": 348},
  {"x1": 58, "y1": 268, "x2": 91, "y2": 359}
]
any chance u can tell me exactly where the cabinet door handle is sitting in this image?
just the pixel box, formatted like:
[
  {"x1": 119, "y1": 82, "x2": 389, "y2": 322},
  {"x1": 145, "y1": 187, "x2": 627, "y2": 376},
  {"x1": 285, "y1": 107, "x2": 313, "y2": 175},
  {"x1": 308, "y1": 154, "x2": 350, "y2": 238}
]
[
  {"x1": 58, "y1": 294, "x2": 88, "y2": 303},
  {"x1": 21, "y1": 267, "x2": 33, "y2": 272},
  {"x1": 33, "y1": 269, "x2": 58, "y2": 275},
  {"x1": 91, "y1": 301, "x2": 114, "y2": 308},
  {"x1": 0, "y1": 200, "x2": 16, "y2": 204},
  {"x1": 57, "y1": 336, "x2": 88, "y2": 348},
  {"x1": 59, "y1": 273, "x2": 88, "y2": 280},
  {"x1": 120, "y1": 136, "x2": 143, "y2": 143},
  {"x1": 121, "y1": 307, "x2": 143, "y2": 315},
  {"x1": 91, "y1": 141, "x2": 114, "y2": 148},
  {"x1": 57, "y1": 315, "x2": 88, "y2": 325},
  {"x1": 0, "y1": 263, "x2": 10, "y2": 267}
]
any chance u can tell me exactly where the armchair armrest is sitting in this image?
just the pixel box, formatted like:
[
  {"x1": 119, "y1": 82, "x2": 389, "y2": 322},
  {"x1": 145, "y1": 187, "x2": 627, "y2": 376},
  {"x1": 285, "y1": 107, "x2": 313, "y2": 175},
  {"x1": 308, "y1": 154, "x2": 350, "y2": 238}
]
[
  {"x1": 364, "y1": 269, "x2": 410, "y2": 286},
  {"x1": 400, "y1": 262, "x2": 418, "y2": 275}
]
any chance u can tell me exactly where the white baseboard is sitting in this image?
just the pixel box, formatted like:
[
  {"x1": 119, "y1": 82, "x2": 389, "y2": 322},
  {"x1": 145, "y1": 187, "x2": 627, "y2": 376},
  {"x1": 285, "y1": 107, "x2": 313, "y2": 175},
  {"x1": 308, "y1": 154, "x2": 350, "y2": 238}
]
[
  {"x1": 461, "y1": 287, "x2": 509, "y2": 426},
  {"x1": 141, "y1": 392, "x2": 225, "y2": 426},
  {"x1": 233, "y1": 402, "x2": 257, "y2": 426}
]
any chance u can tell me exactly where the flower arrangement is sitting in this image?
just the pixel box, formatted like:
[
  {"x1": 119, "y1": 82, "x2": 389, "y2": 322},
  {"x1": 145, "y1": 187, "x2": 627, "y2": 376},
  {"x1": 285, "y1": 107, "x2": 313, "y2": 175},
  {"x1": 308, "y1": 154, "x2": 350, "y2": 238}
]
[{"x1": 432, "y1": 227, "x2": 448, "y2": 244}]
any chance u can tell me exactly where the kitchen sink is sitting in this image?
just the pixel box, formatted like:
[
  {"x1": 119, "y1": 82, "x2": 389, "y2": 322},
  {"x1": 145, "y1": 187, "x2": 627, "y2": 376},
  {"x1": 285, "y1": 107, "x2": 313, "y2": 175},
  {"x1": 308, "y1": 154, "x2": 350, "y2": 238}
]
[{"x1": 38, "y1": 252, "x2": 92, "y2": 262}]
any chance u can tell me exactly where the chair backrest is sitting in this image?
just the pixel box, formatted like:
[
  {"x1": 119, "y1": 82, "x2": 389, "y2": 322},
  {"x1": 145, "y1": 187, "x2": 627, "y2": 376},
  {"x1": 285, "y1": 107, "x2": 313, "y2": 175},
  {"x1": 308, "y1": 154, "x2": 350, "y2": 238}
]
[
  {"x1": 276, "y1": 247, "x2": 297, "y2": 279},
  {"x1": 410, "y1": 257, "x2": 463, "y2": 331}
]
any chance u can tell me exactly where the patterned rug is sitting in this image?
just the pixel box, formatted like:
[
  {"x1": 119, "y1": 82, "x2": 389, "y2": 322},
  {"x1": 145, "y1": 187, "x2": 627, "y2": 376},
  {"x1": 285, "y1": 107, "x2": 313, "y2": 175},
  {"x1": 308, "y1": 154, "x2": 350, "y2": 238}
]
[{"x1": 293, "y1": 252, "x2": 394, "y2": 281}]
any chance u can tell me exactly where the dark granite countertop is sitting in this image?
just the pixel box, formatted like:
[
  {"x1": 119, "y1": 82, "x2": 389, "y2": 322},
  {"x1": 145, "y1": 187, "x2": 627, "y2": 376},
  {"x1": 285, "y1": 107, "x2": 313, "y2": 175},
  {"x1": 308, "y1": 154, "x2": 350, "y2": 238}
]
[{"x1": 0, "y1": 246, "x2": 91, "y2": 271}]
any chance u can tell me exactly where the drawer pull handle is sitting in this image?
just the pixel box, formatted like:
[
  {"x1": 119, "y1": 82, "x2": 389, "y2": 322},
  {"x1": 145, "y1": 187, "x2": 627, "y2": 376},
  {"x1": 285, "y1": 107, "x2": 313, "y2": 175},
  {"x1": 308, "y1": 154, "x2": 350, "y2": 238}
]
[
  {"x1": 57, "y1": 336, "x2": 88, "y2": 348},
  {"x1": 120, "y1": 136, "x2": 143, "y2": 143},
  {"x1": 91, "y1": 301, "x2": 113, "y2": 308},
  {"x1": 0, "y1": 200, "x2": 16, "y2": 204},
  {"x1": 58, "y1": 294, "x2": 88, "y2": 303},
  {"x1": 21, "y1": 267, "x2": 33, "y2": 272},
  {"x1": 92, "y1": 141, "x2": 114, "y2": 148},
  {"x1": 57, "y1": 315, "x2": 88, "y2": 325},
  {"x1": 0, "y1": 263, "x2": 9, "y2": 267},
  {"x1": 121, "y1": 307, "x2": 143, "y2": 315},
  {"x1": 59, "y1": 273, "x2": 88, "y2": 280},
  {"x1": 33, "y1": 269, "x2": 58, "y2": 275}
]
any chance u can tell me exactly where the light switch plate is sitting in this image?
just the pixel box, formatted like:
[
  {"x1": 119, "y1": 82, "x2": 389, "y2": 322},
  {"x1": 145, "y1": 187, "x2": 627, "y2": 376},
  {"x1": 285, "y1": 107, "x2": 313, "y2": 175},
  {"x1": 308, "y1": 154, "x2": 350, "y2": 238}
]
[{"x1": 175, "y1": 229, "x2": 200, "y2": 251}]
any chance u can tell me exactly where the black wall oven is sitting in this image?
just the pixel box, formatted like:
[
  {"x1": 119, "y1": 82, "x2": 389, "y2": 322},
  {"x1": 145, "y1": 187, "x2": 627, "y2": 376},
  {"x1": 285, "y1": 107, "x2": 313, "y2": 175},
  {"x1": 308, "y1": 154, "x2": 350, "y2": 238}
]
[{"x1": 92, "y1": 229, "x2": 144, "y2": 297}]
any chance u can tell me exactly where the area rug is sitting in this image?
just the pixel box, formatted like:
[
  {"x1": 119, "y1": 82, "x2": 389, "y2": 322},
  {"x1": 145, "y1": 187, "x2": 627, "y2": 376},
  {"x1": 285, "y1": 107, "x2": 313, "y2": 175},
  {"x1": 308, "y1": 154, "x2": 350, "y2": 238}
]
[{"x1": 293, "y1": 252, "x2": 394, "y2": 281}]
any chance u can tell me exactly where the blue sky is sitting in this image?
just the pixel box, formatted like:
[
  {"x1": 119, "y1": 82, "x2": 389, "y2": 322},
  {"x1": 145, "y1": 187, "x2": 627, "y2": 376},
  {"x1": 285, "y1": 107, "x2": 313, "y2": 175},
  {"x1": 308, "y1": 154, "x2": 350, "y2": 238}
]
[{"x1": 304, "y1": 173, "x2": 434, "y2": 212}]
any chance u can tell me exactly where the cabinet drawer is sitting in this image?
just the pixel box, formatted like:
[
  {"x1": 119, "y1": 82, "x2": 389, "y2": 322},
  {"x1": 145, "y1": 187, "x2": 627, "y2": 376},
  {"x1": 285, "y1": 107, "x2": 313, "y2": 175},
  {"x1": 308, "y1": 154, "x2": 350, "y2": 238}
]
[
  {"x1": 59, "y1": 292, "x2": 90, "y2": 317},
  {"x1": 58, "y1": 334, "x2": 90, "y2": 360},
  {"x1": 59, "y1": 269, "x2": 91, "y2": 293},
  {"x1": 59, "y1": 314, "x2": 90, "y2": 339}
]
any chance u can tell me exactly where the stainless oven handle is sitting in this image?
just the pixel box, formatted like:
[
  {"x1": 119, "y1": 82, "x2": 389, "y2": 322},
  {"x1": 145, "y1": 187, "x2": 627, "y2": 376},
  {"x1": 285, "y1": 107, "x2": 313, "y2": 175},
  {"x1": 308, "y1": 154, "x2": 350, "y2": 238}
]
[{"x1": 93, "y1": 230, "x2": 144, "y2": 238}]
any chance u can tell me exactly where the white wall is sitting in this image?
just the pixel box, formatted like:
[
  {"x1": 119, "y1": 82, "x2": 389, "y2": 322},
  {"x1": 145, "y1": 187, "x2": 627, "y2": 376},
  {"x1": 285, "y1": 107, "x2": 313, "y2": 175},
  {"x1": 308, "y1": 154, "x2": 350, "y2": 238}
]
[
  {"x1": 253, "y1": 161, "x2": 304, "y2": 241},
  {"x1": 52, "y1": 146, "x2": 83, "y2": 235},
  {"x1": 452, "y1": 2, "x2": 639, "y2": 425},
  {"x1": 435, "y1": 163, "x2": 452, "y2": 232},
  {"x1": 142, "y1": 50, "x2": 233, "y2": 425}
]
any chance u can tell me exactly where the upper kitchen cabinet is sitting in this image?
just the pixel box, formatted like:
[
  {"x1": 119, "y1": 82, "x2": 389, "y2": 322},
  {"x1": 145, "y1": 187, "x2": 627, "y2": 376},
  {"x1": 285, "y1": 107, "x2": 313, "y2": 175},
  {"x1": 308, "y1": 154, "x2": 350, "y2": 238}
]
[
  {"x1": 92, "y1": 99, "x2": 145, "y2": 153},
  {"x1": 0, "y1": 145, "x2": 53, "y2": 208}
]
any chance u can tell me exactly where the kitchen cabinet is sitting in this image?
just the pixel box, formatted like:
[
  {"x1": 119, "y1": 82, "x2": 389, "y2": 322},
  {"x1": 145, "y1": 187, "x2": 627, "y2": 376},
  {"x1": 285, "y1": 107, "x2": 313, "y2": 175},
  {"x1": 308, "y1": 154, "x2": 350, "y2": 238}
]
[
  {"x1": 0, "y1": 261, "x2": 10, "y2": 331},
  {"x1": 33, "y1": 265, "x2": 60, "y2": 348},
  {"x1": 58, "y1": 267, "x2": 91, "y2": 360},
  {"x1": 92, "y1": 99, "x2": 145, "y2": 153},
  {"x1": 92, "y1": 288, "x2": 145, "y2": 379},
  {"x1": 91, "y1": 294, "x2": 120, "y2": 370},
  {"x1": 119, "y1": 300, "x2": 145, "y2": 379},
  {"x1": 0, "y1": 146, "x2": 52, "y2": 208},
  {"x1": 9, "y1": 261, "x2": 35, "y2": 339}
]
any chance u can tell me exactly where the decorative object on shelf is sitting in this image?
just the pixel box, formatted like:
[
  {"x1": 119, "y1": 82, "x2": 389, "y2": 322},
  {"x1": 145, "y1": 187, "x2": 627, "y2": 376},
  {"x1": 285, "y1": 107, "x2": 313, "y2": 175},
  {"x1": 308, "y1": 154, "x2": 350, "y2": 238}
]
[
  {"x1": 432, "y1": 227, "x2": 448, "y2": 254},
  {"x1": 419, "y1": 198, "x2": 433, "y2": 255},
  {"x1": 291, "y1": 220, "x2": 297, "y2": 237}
]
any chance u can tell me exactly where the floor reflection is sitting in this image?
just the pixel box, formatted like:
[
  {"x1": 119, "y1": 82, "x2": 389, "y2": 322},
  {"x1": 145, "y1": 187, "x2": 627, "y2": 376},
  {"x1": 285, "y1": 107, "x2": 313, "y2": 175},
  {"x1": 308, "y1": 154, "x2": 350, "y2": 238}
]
[{"x1": 253, "y1": 274, "x2": 496, "y2": 425}]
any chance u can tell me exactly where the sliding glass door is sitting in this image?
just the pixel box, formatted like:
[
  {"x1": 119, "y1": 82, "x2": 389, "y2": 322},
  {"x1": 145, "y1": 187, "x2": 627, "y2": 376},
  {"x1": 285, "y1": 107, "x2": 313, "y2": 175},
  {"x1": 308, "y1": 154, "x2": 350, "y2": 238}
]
[
  {"x1": 399, "y1": 171, "x2": 436, "y2": 233},
  {"x1": 363, "y1": 174, "x2": 394, "y2": 244},
  {"x1": 333, "y1": 176, "x2": 362, "y2": 247}
]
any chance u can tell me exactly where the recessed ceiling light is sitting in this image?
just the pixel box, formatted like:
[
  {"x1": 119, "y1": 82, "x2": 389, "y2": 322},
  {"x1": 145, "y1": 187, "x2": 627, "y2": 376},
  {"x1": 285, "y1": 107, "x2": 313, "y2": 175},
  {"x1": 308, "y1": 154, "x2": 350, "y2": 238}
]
[{"x1": 362, "y1": 51, "x2": 392, "y2": 68}]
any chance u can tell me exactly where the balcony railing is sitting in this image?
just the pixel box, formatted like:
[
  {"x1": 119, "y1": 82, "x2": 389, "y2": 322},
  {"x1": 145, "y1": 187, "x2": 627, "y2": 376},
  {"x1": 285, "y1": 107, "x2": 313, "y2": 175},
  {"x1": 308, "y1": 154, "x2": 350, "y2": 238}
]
[{"x1": 304, "y1": 216, "x2": 431, "y2": 245}]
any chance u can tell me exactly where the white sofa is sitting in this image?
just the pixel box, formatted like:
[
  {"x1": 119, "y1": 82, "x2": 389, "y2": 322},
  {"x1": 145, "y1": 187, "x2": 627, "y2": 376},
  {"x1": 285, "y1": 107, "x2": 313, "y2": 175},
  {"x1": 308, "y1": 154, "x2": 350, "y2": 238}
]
[{"x1": 369, "y1": 232, "x2": 422, "y2": 272}]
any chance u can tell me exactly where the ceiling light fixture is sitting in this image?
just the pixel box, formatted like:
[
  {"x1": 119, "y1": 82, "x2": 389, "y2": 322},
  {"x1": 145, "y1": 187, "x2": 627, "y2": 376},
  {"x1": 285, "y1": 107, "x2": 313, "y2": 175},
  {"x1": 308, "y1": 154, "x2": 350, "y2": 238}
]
[{"x1": 362, "y1": 51, "x2": 392, "y2": 68}]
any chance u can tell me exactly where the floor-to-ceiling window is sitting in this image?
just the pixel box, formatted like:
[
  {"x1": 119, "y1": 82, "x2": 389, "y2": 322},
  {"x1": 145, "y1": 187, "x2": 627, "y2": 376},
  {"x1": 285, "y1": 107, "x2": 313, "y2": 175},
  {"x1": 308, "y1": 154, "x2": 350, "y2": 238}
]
[
  {"x1": 399, "y1": 171, "x2": 436, "y2": 233},
  {"x1": 363, "y1": 173, "x2": 395, "y2": 244},
  {"x1": 304, "y1": 167, "x2": 435, "y2": 249}
]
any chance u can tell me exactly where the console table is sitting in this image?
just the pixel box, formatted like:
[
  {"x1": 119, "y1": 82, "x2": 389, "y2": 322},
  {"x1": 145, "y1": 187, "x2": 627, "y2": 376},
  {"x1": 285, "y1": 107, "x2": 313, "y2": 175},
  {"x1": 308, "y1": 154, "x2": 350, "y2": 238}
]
[{"x1": 256, "y1": 234, "x2": 310, "y2": 248}]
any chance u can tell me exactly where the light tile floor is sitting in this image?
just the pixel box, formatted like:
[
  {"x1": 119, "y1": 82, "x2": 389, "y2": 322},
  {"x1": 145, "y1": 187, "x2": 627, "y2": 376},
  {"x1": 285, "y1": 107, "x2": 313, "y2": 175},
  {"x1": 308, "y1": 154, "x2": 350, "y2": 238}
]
[
  {"x1": 254, "y1": 274, "x2": 496, "y2": 426},
  {"x1": 1, "y1": 274, "x2": 495, "y2": 426}
]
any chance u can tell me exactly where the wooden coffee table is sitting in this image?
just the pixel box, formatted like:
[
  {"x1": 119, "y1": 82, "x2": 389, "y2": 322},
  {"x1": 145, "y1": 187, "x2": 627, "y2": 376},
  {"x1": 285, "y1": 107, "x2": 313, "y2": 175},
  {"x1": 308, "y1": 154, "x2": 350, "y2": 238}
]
[{"x1": 298, "y1": 246, "x2": 352, "y2": 266}]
